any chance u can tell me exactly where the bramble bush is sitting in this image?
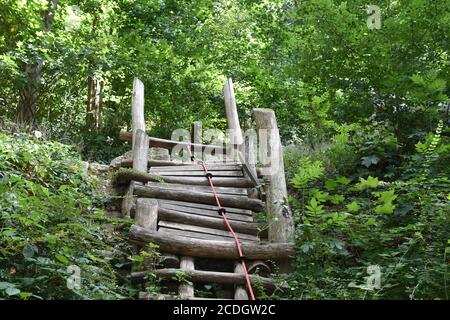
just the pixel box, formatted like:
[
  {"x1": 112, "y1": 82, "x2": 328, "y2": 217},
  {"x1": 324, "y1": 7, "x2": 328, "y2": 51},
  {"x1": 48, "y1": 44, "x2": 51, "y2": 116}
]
[{"x1": 0, "y1": 133, "x2": 134, "y2": 299}]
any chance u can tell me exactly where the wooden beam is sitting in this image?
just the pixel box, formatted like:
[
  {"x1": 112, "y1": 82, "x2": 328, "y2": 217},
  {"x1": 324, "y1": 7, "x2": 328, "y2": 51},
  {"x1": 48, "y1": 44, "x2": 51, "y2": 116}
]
[
  {"x1": 113, "y1": 169, "x2": 256, "y2": 188},
  {"x1": 129, "y1": 224, "x2": 295, "y2": 260},
  {"x1": 179, "y1": 257, "x2": 194, "y2": 299},
  {"x1": 135, "y1": 198, "x2": 158, "y2": 230},
  {"x1": 253, "y1": 108, "x2": 294, "y2": 243},
  {"x1": 133, "y1": 129, "x2": 149, "y2": 173},
  {"x1": 113, "y1": 159, "x2": 186, "y2": 168},
  {"x1": 223, "y1": 78, "x2": 243, "y2": 145},
  {"x1": 158, "y1": 220, "x2": 258, "y2": 242},
  {"x1": 157, "y1": 206, "x2": 265, "y2": 236},
  {"x1": 133, "y1": 184, "x2": 264, "y2": 211},
  {"x1": 120, "y1": 130, "x2": 230, "y2": 154},
  {"x1": 131, "y1": 78, "x2": 145, "y2": 150},
  {"x1": 234, "y1": 262, "x2": 249, "y2": 300},
  {"x1": 130, "y1": 268, "x2": 280, "y2": 290}
]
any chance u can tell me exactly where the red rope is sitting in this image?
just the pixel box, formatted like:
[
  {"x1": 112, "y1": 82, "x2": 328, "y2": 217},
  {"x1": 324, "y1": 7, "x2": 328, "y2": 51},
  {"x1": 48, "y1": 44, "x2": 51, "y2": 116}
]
[{"x1": 193, "y1": 156, "x2": 256, "y2": 300}]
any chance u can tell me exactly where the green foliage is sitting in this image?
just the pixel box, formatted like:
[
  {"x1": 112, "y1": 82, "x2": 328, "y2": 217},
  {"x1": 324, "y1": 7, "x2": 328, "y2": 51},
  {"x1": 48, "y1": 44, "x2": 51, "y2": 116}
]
[
  {"x1": 0, "y1": 133, "x2": 133, "y2": 299},
  {"x1": 290, "y1": 157, "x2": 324, "y2": 189},
  {"x1": 285, "y1": 124, "x2": 450, "y2": 300}
]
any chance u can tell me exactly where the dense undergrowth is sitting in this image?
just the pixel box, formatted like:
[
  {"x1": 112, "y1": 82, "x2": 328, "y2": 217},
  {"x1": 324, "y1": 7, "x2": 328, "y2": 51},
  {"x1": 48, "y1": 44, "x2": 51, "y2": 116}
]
[
  {"x1": 0, "y1": 133, "x2": 134, "y2": 299},
  {"x1": 283, "y1": 121, "x2": 450, "y2": 300}
]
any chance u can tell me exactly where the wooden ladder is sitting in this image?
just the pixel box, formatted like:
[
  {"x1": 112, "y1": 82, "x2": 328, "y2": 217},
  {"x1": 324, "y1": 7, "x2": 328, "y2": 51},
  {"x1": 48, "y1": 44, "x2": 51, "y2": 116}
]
[{"x1": 113, "y1": 78, "x2": 294, "y2": 300}]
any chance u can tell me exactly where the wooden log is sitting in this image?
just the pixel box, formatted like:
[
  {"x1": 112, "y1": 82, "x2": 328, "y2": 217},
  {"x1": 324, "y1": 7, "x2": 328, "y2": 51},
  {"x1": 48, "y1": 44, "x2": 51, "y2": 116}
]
[
  {"x1": 133, "y1": 184, "x2": 264, "y2": 211},
  {"x1": 253, "y1": 108, "x2": 294, "y2": 243},
  {"x1": 131, "y1": 78, "x2": 145, "y2": 150},
  {"x1": 179, "y1": 257, "x2": 194, "y2": 299},
  {"x1": 113, "y1": 159, "x2": 186, "y2": 169},
  {"x1": 149, "y1": 169, "x2": 243, "y2": 177},
  {"x1": 120, "y1": 130, "x2": 230, "y2": 154},
  {"x1": 234, "y1": 262, "x2": 249, "y2": 300},
  {"x1": 149, "y1": 164, "x2": 243, "y2": 171},
  {"x1": 121, "y1": 181, "x2": 136, "y2": 218},
  {"x1": 130, "y1": 268, "x2": 279, "y2": 290},
  {"x1": 158, "y1": 220, "x2": 258, "y2": 242},
  {"x1": 223, "y1": 78, "x2": 243, "y2": 145},
  {"x1": 158, "y1": 201, "x2": 254, "y2": 223},
  {"x1": 158, "y1": 227, "x2": 236, "y2": 242},
  {"x1": 238, "y1": 151, "x2": 259, "y2": 186},
  {"x1": 133, "y1": 129, "x2": 149, "y2": 173},
  {"x1": 113, "y1": 169, "x2": 255, "y2": 188},
  {"x1": 147, "y1": 182, "x2": 247, "y2": 196},
  {"x1": 129, "y1": 225, "x2": 295, "y2": 260},
  {"x1": 135, "y1": 198, "x2": 158, "y2": 230},
  {"x1": 157, "y1": 207, "x2": 264, "y2": 235},
  {"x1": 158, "y1": 199, "x2": 253, "y2": 216}
]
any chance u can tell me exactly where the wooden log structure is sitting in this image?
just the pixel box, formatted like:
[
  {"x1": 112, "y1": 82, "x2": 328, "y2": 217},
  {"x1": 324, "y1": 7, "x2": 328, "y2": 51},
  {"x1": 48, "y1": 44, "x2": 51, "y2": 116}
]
[
  {"x1": 113, "y1": 169, "x2": 256, "y2": 188},
  {"x1": 178, "y1": 257, "x2": 195, "y2": 299},
  {"x1": 253, "y1": 108, "x2": 294, "y2": 243},
  {"x1": 133, "y1": 184, "x2": 264, "y2": 211},
  {"x1": 234, "y1": 262, "x2": 249, "y2": 300},
  {"x1": 129, "y1": 269, "x2": 281, "y2": 290},
  {"x1": 117, "y1": 77, "x2": 294, "y2": 299},
  {"x1": 120, "y1": 130, "x2": 231, "y2": 155},
  {"x1": 129, "y1": 225, "x2": 295, "y2": 260}
]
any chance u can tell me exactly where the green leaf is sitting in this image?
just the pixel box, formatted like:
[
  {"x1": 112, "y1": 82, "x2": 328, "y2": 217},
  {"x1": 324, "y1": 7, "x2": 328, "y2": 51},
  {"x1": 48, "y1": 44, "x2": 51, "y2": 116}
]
[
  {"x1": 375, "y1": 202, "x2": 395, "y2": 214},
  {"x1": 361, "y1": 155, "x2": 380, "y2": 168},
  {"x1": 356, "y1": 176, "x2": 379, "y2": 190},
  {"x1": 5, "y1": 287, "x2": 21, "y2": 296},
  {"x1": 346, "y1": 201, "x2": 361, "y2": 213},
  {"x1": 55, "y1": 254, "x2": 70, "y2": 264}
]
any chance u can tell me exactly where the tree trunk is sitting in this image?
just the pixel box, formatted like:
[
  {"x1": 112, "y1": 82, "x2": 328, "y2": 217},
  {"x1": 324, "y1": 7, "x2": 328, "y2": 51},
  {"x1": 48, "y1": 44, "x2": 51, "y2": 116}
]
[{"x1": 16, "y1": 0, "x2": 58, "y2": 126}]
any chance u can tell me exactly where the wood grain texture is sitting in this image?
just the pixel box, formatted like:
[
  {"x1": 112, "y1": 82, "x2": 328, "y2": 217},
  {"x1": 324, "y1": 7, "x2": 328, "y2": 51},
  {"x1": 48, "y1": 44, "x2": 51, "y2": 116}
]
[
  {"x1": 133, "y1": 184, "x2": 264, "y2": 211},
  {"x1": 130, "y1": 224, "x2": 295, "y2": 260}
]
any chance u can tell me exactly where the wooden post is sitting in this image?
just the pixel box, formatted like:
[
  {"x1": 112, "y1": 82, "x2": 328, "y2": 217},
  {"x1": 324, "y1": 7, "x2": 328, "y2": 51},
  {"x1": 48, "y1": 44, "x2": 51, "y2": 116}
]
[
  {"x1": 179, "y1": 256, "x2": 195, "y2": 299},
  {"x1": 223, "y1": 78, "x2": 243, "y2": 146},
  {"x1": 135, "y1": 198, "x2": 158, "y2": 230},
  {"x1": 133, "y1": 129, "x2": 149, "y2": 173},
  {"x1": 131, "y1": 78, "x2": 145, "y2": 151},
  {"x1": 234, "y1": 262, "x2": 249, "y2": 300},
  {"x1": 252, "y1": 108, "x2": 294, "y2": 243}
]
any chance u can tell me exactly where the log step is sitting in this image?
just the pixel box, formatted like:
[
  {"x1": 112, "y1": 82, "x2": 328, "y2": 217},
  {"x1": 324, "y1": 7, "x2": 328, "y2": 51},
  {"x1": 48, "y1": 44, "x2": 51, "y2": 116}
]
[
  {"x1": 158, "y1": 206, "x2": 265, "y2": 235},
  {"x1": 134, "y1": 184, "x2": 264, "y2": 211},
  {"x1": 149, "y1": 169, "x2": 243, "y2": 177},
  {"x1": 158, "y1": 220, "x2": 258, "y2": 242},
  {"x1": 113, "y1": 170, "x2": 256, "y2": 188},
  {"x1": 146, "y1": 181, "x2": 248, "y2": 196},
  {"x1": 159, "y1": 227, "x2": 236, "y2": 242},
  {"x1": 131, "y1": 269, "x2": 280, "y2": 289},
  {"x1": 138, "y1": 292, "x2": 232, "y2": 300},
  {"x1": 150, "y1": 164, "x2": 242, "y2": 171},
  {"x1": 158, "y1": 201, "x2": 254, "y2": 223},
  {"x1": 130, "y1": 225, "x2": 295, "y2": 260},
  {"x1": 158, "y1": 199, "x2": 254, "y2": 217}
]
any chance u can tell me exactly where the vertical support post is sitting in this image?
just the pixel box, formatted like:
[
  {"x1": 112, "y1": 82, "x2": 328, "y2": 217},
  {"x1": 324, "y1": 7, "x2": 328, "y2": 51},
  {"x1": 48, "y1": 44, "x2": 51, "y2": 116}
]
[
  {"x1": 252, "y1": 108, "x2": 294, "y2": 243},
  {"x1": 223, "y1": 78, "x2": 243, "y2": 145},
  {"x1": 133, "y1": 129, "x2": 149, "y2": 173},
  {"x1": 135, "y1": 198, "x2": 158, "y2": 230},
  {"x1": 234, "y1": 262, "x2": 249, "y2": 300},
  {"x1": 132, "y1": 78, "x2": 145, "y2": 151},
  {"x1": 179, "y1": 256, "x2": 195, "y2": 299},
  {"x1": 223, "y1": 78, "x2": 243, "y2": 163}
]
